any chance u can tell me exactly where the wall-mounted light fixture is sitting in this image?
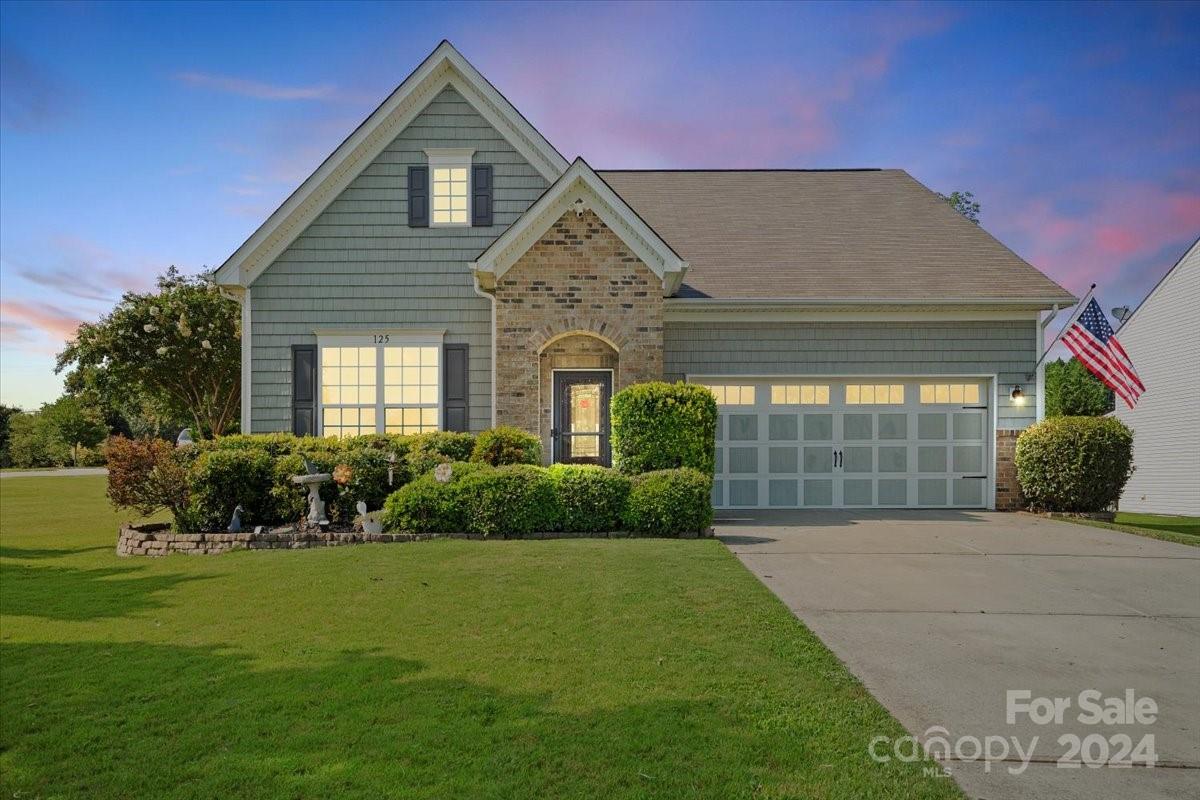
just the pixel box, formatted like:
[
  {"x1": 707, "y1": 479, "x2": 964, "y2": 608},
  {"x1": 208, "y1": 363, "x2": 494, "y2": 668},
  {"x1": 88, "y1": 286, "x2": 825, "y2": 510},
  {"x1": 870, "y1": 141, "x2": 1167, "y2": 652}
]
[{"x1": 1010, "y1": 385, "x2": 1025, "y2": 405}]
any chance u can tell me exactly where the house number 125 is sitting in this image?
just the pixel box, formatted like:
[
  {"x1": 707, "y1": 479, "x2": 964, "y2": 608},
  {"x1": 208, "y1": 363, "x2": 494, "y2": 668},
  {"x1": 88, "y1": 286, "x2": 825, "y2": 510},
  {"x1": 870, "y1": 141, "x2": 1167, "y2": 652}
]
[{"x1": 373, "y1": 334, "x2": 390, "y2": 344}]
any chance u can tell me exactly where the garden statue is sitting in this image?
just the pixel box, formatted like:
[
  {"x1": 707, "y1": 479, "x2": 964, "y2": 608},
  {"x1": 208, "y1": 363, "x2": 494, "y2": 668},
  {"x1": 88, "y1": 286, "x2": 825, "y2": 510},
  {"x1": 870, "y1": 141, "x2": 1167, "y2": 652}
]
[
  {"x1": 387, "y1": 451, "x2": 398, "y2": 486},
  {"x1": 227, "y1": 504, "x2": 243, "y2": 533},
  {"x1": 434, "y1": 462, "x2": 453, "y2": 483},
  {"x1": 176, "y1": 428, "x2": 195, "y2": 448}
]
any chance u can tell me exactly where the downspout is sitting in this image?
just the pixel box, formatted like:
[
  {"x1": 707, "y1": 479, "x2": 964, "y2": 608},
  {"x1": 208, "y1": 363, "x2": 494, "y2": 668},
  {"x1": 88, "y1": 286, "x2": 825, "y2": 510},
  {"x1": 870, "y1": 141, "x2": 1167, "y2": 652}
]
[{"x1": 471, "y1": 270, "x2": 497, "y2": 428}]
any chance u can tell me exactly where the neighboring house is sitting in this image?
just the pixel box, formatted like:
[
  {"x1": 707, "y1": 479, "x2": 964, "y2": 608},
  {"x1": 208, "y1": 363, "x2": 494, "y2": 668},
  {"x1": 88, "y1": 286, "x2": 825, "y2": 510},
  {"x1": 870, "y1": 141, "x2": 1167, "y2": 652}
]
[
  {"x1": 1114, "y1": 238, "x2": 1200, "y2": 516},
  {"x1": 214, "y1": 41, "x2": 1076, "y2": 511}
]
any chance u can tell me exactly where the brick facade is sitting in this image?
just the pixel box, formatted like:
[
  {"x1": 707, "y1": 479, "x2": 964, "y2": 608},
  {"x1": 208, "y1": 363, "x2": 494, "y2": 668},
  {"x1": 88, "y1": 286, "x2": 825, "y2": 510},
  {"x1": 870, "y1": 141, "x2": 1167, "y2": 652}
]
[
  {"x1": 995, "y1": 429, "x2": 1023, "y2": 511},
  {"x1": 492, "y1": 209, "x2": 665, "y2": 457}
]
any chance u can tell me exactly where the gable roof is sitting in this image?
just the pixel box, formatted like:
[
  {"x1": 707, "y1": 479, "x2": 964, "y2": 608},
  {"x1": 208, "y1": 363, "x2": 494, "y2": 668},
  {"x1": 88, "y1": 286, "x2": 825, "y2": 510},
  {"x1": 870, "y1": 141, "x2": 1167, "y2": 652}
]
[
  {"x1": 213, "y1": 40, "x2": 568, "y2": 287},
  {"x1": 1116, "y1": 235, "x2": 1198, "y2": 332},
  {"x1": 599, "y1": 169, "x2": 1077, "y2": 306},
  {"x1": 473, "y1": 158, "x2": 688, "y2": 296}
]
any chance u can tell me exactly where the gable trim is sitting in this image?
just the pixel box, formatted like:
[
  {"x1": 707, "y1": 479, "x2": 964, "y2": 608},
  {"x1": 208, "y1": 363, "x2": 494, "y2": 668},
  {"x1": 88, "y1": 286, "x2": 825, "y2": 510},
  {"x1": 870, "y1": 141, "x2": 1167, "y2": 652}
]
[
  {"x1": 214, "y1": 41, "x2": 568, "y2": 288},
  {"x1": 472, "y1": 158, "x2": 688, "y2": 297}
]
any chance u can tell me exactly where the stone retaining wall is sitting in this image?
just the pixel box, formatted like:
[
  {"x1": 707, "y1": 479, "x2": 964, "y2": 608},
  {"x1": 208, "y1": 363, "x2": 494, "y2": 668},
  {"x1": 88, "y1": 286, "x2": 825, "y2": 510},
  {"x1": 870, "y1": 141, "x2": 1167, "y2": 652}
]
[{"x1": 118, "y1": 523, "x2": 712, "y2": 556}]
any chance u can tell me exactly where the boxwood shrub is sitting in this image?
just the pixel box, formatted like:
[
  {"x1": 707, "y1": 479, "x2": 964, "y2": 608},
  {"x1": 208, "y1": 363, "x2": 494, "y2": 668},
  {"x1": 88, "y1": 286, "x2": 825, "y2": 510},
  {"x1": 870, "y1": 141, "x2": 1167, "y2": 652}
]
[
  {"x1": 470, "y1": 425, "x2": 541, "y2": 466},
  {"x1": 382, "y1": 461, "x2": 489, "y2": 533},
  {"x1": 621, "y1": 467, "x2": 713, "y2": 536},
  {"x1": 1015, "y1": 416, "x2": 1134, "y2": 512},
  {"x1": 548, "y1": 464, "x2": 630, "y2": 532},
  {"x1": 459, "y1": 465, "x2": 559, "y2": 537},
  {"x1": 186, "y1": 448, "x2": 275, "y2": 532},
  {"x1": 406, "y1": 431, "x2": 477, "y2": 477},
  {"x1": 611, "y1": 382, "x2": 717, "y2": 475}
]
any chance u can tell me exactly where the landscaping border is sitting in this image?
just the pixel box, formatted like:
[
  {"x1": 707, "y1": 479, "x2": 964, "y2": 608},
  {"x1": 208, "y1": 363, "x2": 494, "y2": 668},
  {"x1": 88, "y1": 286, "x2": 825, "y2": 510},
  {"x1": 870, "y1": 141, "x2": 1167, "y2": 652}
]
[{"x1": 117, "y1": 522, "x2": 713, "y2": 556}]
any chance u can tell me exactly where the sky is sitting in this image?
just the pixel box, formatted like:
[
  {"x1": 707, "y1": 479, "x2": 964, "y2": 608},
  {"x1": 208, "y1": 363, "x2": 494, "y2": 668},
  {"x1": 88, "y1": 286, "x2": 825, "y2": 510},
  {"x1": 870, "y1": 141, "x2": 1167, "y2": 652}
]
[{"x1": 1, "y1": 0, "x2": 1197, "y2": 409}]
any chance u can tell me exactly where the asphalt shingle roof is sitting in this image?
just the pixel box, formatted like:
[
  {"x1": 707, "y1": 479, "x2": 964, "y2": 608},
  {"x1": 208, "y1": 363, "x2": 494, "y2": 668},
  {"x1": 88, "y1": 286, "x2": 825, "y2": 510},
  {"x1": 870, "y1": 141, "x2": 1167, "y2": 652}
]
[{"x1": 597, "y1": 169, "x2": 1076, "y2": 304}]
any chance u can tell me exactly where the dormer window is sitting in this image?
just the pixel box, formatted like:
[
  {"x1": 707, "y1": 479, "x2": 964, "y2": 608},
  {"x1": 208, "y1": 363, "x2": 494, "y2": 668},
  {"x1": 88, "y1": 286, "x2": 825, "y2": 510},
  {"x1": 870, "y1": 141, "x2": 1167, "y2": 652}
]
[{"x1": 425, "y1": 149, "x2": 473, "y2": 226}]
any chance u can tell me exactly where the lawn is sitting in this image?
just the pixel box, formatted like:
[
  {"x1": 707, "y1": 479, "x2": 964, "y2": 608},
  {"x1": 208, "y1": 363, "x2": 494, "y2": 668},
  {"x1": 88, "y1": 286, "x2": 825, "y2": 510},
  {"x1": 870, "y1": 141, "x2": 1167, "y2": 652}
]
[
  {"x1": 0, "y1": 476, "x2": 958, "y2": 800},
  {"x1": 1057, "y1": 511, "x2": 1200, "y2": 547}
]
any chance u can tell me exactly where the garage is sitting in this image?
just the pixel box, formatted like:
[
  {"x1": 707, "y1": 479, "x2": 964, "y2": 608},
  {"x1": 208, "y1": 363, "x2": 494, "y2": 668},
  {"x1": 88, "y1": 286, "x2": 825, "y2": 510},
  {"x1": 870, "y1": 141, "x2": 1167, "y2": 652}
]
[{"x1": 701, "y1": 378, "x2": 993, "y2": 509}]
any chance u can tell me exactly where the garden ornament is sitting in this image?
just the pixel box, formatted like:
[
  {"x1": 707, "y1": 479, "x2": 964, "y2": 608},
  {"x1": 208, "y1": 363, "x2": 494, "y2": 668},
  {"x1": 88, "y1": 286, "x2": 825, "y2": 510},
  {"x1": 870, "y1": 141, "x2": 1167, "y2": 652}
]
[
  {"x1": 228, "y1": 504, "x2": 244, "y2": 533},
  {"x1": 176, "y1": 428, "x2": 195, "y2": 448}
]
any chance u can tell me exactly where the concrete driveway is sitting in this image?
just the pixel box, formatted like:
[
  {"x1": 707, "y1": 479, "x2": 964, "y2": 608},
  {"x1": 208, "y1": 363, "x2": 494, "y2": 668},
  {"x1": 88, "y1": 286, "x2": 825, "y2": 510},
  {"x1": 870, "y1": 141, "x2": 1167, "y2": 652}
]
[{"x1": 718, "y1": 511, "x2": 1200, "y2": 800}]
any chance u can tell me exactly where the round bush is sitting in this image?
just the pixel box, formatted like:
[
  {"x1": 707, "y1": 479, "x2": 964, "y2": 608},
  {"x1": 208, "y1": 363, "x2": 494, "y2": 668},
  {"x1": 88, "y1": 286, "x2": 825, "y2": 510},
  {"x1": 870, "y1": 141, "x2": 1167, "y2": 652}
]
[
  {"x1": 1015, "y1": 416, "x2": 1134, "y2": 512},
  {"x1": 548, "y1": 464, "x2": 630, "y2": 532},
  {"x1": 406, "y1": 431, "x2": 477, "y2": 477},
  {"x1": 470, "y1": 426, "x2": 542, "y2": 466},
  {"x1": 459, "y1": 464, "x2": 559, "y2": 537},
  {"x1": 611, "y1": 382, "x2": 717, "y2": 475},
  {"x1": 621, "y1": 467, "x2": 713, "y2": 536},
  {"x1": 329, "y1": 447, "x2": 404, "y2": 523},
  {"x1": 187, "y1": 448, "x2": 275, "y2": 532},
  {"x1": 382, "y1": 461, "x2": 489, "y2": 533}
]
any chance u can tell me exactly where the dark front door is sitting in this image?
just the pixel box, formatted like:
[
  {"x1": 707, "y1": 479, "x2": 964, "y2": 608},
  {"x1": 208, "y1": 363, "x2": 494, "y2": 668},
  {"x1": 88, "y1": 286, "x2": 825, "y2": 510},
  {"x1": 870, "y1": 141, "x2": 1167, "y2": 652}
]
[{"x1": 552, "y1": 371, "x2": 612, "y2": 466}]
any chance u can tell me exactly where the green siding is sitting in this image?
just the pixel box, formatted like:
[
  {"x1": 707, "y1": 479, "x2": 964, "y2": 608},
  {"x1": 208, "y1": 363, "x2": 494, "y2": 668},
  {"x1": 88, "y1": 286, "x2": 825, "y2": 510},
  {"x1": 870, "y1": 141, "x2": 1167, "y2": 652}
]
[
  {"x1": 664, "y1": 320, "x2": 1039, "y2": 429},
  {"x1": 249, "y1": 87, "x2": 548, "y2": 432}
]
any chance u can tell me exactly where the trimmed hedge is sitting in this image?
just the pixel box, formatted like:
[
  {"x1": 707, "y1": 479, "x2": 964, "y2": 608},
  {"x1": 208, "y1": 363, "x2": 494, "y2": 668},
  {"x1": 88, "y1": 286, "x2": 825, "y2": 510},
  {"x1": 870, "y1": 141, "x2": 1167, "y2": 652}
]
[
  {"x1": 622, "y1": 468, "x2": 713, "y2": 536},
  {"x1": 611, "y1": 382, "x2": 717, "y2": 475},
  {"x1": 186, "y1": 448, "x2": 275, "y2": 532},
  {"x1": 548, "y1": 464, "x2": 630, "y2": 532},
  {"x1": 459, "y1": 464, "x2": 559, "y2": 537},
  {"x1": 1015, "y1": 416, "x2": 1134, "y2": 512},
  {"x1": 470, "y1": 425, "x2": 541, "y2": 466},
  {"x1": 381, "y1": 461, "x2": 489, "y2": 533},
  {"x1": 406, "y1": 431, "x2": 477, "y2": 477}
]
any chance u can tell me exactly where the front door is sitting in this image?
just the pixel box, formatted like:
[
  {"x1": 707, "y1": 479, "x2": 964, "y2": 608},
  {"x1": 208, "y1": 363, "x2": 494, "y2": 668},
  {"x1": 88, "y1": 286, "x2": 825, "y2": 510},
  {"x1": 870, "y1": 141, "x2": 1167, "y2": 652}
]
[{"x1": 552, "y1": 371, "x2": 612, "y2": 466}]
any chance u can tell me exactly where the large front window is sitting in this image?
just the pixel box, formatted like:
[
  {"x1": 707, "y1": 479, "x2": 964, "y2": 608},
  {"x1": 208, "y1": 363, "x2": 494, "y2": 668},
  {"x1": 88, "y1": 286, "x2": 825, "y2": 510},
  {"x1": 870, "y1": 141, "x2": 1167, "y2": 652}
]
[{"x1": 319, "y1": 336, "x2": 441, "y2": 438}]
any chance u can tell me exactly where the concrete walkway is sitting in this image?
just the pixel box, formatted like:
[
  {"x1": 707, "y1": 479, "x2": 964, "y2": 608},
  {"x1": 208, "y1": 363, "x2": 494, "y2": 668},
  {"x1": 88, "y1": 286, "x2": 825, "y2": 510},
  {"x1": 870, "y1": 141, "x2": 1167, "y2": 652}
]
[
  {"x1": 718, "y1": 510, "x2": 1200, "y2": 800},
  {"x1": 0, "y1": 467, "x2": 107, "y2": 479}
]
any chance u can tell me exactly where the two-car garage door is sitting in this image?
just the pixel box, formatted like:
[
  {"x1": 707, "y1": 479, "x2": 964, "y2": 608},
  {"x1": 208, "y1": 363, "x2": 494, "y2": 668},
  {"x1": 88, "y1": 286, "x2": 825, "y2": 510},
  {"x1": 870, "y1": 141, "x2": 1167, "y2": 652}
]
[{"x1": 703, "y1": 378, "x2": 992, "y2": 509}]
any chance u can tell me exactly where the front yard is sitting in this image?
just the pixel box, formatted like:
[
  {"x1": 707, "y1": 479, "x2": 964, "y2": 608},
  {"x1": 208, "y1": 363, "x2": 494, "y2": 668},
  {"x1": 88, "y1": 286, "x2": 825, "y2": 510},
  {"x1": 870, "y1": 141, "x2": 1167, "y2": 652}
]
[{"x1": 0, "y1": 476, "x2": 958, "y2": 799}]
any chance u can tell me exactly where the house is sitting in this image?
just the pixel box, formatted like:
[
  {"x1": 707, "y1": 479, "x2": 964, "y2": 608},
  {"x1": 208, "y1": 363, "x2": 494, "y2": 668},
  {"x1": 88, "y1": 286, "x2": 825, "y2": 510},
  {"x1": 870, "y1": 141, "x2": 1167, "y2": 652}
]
[
  {"x1": 213, "y1": 41, "x2": 1076, "y2": 511},
  {"x1": 1114, "y1": 238, "x2": 1200, "y2": 516}
]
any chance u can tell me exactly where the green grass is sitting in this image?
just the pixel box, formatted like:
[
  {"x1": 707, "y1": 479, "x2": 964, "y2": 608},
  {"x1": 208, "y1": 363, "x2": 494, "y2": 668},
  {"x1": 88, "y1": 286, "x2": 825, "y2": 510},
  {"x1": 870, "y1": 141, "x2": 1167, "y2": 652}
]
[
  {"x1": 1058, "y1": 511, "x2": 1200, "y2": 547},
  {"x1": 0, "y1": 477, "x2": 961, "y2": 800}
]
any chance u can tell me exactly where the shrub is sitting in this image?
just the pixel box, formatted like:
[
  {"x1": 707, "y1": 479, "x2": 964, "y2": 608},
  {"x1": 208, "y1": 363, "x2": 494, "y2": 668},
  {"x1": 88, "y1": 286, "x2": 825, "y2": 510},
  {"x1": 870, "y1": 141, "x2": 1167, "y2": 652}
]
[
  {"x1": 6, "y1": 412, "x2": 71, "y2": 468},
  {"x1": 329, "y1": 447, "x2": 402, "y2": 522},
  {"x1": 106, "y1": 436, "x2": 190, "y2": 519},
  {"x1": 470, "y1": 426, "x2": 541, "y2": 466},
  {"x1": 1015, "y1": 416, "x2": 1134, "y2": 512},
  {"x1": 187, "y1": 448, "x2": 275, "y2": 532},
  {"x1": 196, "y1": 432, "x2": 302, "y2": 457},
  {"x1": 621, "y1": 468, "x2": 713, "y2": 536},
  {"x1": 611, "y1": 382, "x2": 717, "y2": 475},
  {"x1": 382, "y1": 461, "x2": 489, "y2": 533},
  {"x1": 459, "y1": 465, "x2": 559, "y2": 537},
  {"x1": 1045, "y1": 358, "x2": 1114, "y2": 417},
  {"x1": 548, "y1": 464, "x2": 630, "y2": 532},
  {"x1": 406, "y1": 431, "x2": 476, "y2": 477}
]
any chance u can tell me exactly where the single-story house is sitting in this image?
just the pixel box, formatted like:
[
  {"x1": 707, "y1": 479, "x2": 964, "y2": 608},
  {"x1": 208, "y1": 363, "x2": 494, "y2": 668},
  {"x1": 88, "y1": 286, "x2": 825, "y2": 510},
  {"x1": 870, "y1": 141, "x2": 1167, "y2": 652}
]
[
  {"x1": 214, "y1": 41, "x2": 1076, "y2": 511},
  {"x1": 1114, "y1": 237, "x2": 1199, "y2": 516}
]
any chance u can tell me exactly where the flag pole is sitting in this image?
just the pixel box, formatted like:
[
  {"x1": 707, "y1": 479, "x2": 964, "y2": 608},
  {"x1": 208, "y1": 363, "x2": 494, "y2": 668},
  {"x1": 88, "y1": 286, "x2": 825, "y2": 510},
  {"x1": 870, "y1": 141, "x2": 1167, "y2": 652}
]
[{"x1": 1033, "y1": 283, "x2": 1095, "y2": 371}]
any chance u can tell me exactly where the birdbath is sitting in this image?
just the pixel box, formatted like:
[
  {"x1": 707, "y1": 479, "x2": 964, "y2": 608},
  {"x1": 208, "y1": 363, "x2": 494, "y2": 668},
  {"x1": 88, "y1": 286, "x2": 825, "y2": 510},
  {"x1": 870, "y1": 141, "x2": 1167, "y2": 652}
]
[{"x1": 290, "y1": 472, "x2": 332, "y2": 527}]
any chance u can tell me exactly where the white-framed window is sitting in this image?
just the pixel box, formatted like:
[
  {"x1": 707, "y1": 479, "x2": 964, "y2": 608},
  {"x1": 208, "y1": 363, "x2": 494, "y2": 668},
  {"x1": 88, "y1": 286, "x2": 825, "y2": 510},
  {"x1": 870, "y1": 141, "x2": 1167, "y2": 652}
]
[
  {"x1": 846, "y1": 384, "x2": 905, "y2": 405},
  {"x1": 920, "y1": 383, "x2": 981, "y2": 404},
  {"x1": 425, "y1": 148, "x2": 473, "y2": 226},
  {"x1": 318, "y1": 332, "x2": 443, "y2": 438},
  {"x1": 701, "y1": 384, "x2": 756, "y2": 405},
  {"x1": 770, "y1": 384, "x2": 830, "y2": 405}
]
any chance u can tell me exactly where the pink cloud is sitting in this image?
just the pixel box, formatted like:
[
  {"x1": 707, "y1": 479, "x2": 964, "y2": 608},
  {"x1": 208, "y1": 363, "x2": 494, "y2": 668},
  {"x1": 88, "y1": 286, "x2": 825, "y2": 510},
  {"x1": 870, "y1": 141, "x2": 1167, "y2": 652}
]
[{"x1": 0, "y1": 300, "x2": 84, "y2": 344}]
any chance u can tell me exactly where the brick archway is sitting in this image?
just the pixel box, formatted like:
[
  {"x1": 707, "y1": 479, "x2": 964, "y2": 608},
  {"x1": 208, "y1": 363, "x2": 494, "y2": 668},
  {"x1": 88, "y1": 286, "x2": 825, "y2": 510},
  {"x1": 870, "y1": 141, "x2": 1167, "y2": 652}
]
[{"x1": 531, "y1": 317, "x2": 631, "y2": 354}]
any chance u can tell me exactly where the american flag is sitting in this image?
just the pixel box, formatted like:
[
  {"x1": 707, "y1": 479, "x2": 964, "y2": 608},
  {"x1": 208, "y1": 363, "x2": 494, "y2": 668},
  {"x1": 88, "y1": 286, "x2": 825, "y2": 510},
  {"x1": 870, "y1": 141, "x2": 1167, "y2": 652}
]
[{"x1": 1061, "y1": 298, "x2": 1145, "y2": 409}]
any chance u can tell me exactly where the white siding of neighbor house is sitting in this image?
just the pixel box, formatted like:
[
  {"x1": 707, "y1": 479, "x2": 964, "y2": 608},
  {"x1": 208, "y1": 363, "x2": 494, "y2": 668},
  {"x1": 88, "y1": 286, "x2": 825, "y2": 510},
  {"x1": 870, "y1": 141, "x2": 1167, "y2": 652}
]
[
  {"x1": 247, "y1": 87, "x2": 549, "y2": 432},
  {"x1": 1114, "y1": 240, "x2": 1200, "y2": 516}
]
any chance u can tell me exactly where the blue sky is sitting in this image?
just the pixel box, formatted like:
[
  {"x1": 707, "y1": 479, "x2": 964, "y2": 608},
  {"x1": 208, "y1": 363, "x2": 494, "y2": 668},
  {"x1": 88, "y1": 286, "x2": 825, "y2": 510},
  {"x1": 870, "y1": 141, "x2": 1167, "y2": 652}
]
[{"x1": 1, "y1": 0, "x2": 1197, "y2": 409}]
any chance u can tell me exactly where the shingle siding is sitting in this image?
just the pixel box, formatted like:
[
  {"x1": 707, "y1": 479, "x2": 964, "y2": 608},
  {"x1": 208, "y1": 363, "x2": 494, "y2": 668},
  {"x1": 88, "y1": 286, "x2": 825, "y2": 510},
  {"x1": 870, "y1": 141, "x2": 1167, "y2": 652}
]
[
  {"x1": 664, "y1": 319, "x2": 1039, "y2": 429},
  {"x1": 248, "y1": 87, "x2": 548, "y2": 432}
]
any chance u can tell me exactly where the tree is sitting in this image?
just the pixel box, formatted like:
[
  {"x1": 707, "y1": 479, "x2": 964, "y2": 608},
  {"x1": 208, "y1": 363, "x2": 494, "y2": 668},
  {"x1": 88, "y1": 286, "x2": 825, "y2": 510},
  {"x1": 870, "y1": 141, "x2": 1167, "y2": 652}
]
[
  {"x1": 6, "y1": 412, "x2": 71, "y2": 468},
  {"x1": 938, "y1": 190, "x2": 981, "y2": 224},
  {"x1": 57, "y1": 267, "x2": 241, "y2": 438},
  {"x1": 40, "y1": 396, "x2": 107, "y2": 465},
  {"x1": 0, "y1": 404, "x2": 19, "y2": 467},
  {"x1": 1045, "y1": 357, "x2": 1114, "y2": 417}
]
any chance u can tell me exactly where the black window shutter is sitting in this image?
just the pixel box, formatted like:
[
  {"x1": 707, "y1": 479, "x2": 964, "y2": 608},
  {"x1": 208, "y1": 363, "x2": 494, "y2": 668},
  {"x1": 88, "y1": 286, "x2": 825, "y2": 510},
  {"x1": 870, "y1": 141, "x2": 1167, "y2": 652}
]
[
  {"x1": 292, "y1": 344, "x2": 317, "y2": 436},
  {"x1": 408, "y1": 165, "x2": 429, "y2": 227},
  {"x1": 471, "y1": 164, "x2": 493, "y2": 227},
  {"x1": 443, "y1": 344, "x2": 469, "y2": 432}
]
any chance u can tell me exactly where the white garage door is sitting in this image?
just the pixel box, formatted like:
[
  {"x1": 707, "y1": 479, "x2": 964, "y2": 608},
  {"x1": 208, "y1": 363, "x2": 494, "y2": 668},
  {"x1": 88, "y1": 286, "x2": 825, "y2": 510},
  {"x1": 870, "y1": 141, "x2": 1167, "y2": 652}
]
[{"x1": 703, "y1": 379, "x2": 992, "y2": 509}]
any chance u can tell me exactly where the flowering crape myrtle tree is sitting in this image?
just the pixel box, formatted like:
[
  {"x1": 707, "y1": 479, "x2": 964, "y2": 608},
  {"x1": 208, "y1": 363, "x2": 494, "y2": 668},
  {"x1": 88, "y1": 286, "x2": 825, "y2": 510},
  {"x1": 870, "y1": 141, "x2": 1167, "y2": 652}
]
[{"x1": 57, "y1": 267, "x2": 241, "y2": 437}]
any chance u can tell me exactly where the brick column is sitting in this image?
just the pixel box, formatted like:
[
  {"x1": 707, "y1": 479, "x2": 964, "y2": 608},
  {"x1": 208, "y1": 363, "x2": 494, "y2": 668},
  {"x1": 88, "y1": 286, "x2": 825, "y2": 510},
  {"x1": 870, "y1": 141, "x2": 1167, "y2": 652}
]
[{"x1": 995, "y1": 430, "x2": 1023, "y2": 510}]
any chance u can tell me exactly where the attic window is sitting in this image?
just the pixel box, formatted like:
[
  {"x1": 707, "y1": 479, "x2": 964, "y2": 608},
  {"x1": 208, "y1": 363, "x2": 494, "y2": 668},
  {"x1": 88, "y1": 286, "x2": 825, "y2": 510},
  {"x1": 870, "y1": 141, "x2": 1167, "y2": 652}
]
[{"x1": 425, "y1": 149, "x2": 473, "y2": 226}]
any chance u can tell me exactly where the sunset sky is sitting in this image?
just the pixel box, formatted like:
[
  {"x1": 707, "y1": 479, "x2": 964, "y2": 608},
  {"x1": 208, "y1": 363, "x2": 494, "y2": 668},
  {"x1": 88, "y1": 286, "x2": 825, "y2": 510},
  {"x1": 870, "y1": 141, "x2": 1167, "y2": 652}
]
[{"x1": 1, "y1": 0, "x2": 1197, "y2": 409}]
